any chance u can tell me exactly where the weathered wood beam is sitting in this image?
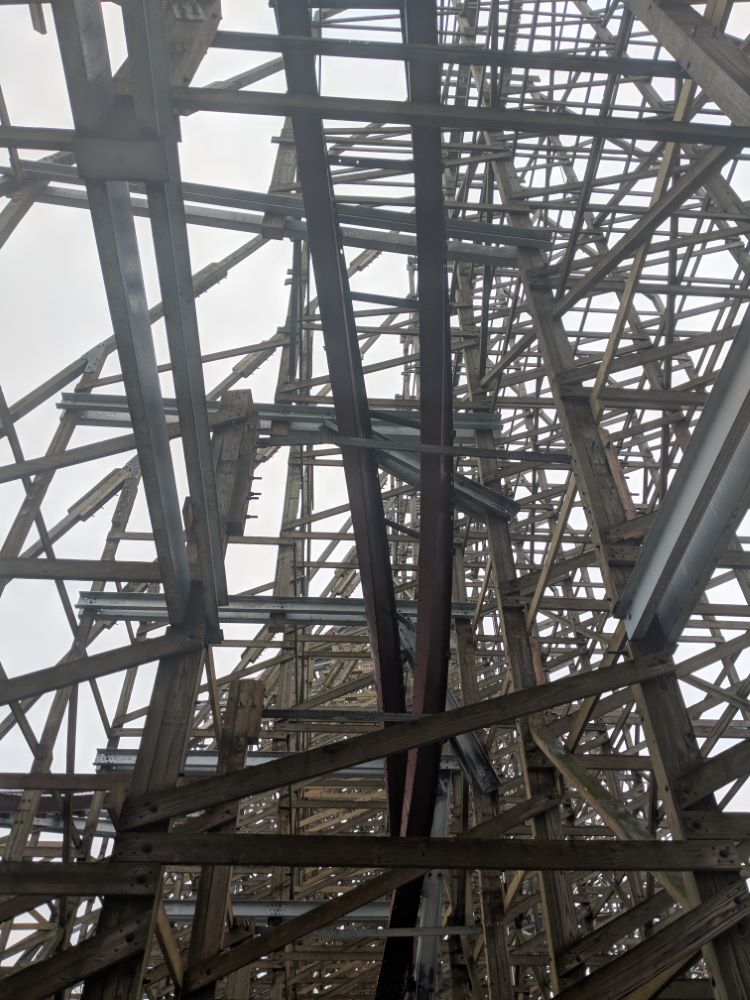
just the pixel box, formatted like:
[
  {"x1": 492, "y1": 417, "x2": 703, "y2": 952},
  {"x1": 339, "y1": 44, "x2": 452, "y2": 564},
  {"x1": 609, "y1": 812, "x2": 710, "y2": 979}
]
[
  {"x1": 0, "y1": 401, "x2": 246, "y2": 486},
  {"x1": 0, "y1": 556, "x2": 164, "y2": 582},
  {"x1": 675, "y1": 739, "x2": 750, "y2": 808},
  {"x1": 0, "y1": 632, "x2": 203, "y2": 706},
  {"x1": 181, "y1": 678, "x2": 264, "y2": 1000},
  {"x1": 111, "y1": 833, "x2": 742, "y2": 870},
  {"x1": 78, "y1": 392, "x2": 257, "y2": 1000},
  {"x1": 0, "y1": 863, "x2": 158, "y2": 896},
  {"x1": 491, "y1": 141, "x2": 750, "y2": 997},
  {"x1": 556, "y1": 145, "x2": 736, "y2": 314},
  {"x1": 623, "y1": 0, "x2": 750, "y2": 125},
  {"x1": 559, "y1": 890, "x2": 674, "y2": 974},
  {"x1": 0, "y1": 917, "x2": 150, "y2": 1000}
]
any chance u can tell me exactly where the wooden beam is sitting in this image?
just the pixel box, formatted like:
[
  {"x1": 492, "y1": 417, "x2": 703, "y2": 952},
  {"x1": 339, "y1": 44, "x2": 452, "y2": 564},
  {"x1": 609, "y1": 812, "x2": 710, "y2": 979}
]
[
  {"x1": 623, "y1": 0, "x2": 750, "y2": 125},
  {"x1": 77, "y1": 390, "x2": 257, "y2": 1000},
  {"x1": 0, "y1": 862, "x2": 159, "y2": 896},
  {"x1": 675, "y1": 739, "x2": 750, "y2": 808},
  {"x1": 560, "y1": 890, "x2": 674, "y2": 974},
  {"x1": 182, "y1": 678, "x2": 264, "y2": 999},
  {"x1": 112, "y1": 833, "x2": 743, "y2": 870},
  {"x1": 682, "y1": 811, "x2": 750, "y2": 839},
  {"x1": 0, "y1": 631, "x2": 204, "y2": 706},
  {"x1": 0, "y1": 918, "x2": 151, "y2": 1000},
  {"x1": 0, "y1": 405, "x2": 244, "y2": 486},
  {"x1": 155, "y1": 904, "x2": 184, "y2": 991},
  {"x1": 555, "y1": 145, "x2": 735, "y2": 314},
  {"x1": 0, "y1": 556, "x2": 165, "y2": 582}
]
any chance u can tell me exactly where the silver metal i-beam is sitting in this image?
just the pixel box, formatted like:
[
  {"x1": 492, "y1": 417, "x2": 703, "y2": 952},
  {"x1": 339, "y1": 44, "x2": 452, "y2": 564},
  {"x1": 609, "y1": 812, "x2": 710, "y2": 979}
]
[{"x1": 616, "y1": 308, "x2": 750, "y2": 643}]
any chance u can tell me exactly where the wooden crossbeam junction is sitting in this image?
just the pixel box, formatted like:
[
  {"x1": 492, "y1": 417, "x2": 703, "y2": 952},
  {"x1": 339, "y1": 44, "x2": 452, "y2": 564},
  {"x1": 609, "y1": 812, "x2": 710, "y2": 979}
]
[{"x1": 4, "y1": 0, "x2": 750, "y2": 998}]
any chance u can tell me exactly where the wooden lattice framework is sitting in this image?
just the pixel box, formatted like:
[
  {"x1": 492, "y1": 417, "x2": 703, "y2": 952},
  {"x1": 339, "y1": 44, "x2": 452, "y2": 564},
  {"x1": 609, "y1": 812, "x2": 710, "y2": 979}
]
[{"x1": 2, "y1": 1, "x2": 750, "y2": 998}]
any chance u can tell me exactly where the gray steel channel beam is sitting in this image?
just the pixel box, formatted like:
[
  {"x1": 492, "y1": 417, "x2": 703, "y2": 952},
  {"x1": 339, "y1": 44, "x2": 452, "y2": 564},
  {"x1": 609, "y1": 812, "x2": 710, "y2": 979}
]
[
  {"x1": 52, "y1": 0, "x2": 191, "y2": 623},
  {"x1": 94, "y1": 748, "x2": 463, "y2": 778},
  {"x1": 76, "y1": 592, "x2": 475, "y2": 625},
  {"x1": 275, "y1": 0, "x2": 408, "y2": 830},
  {"x1": 169, "y1": 899, "x2": 393, "y2": 922},
  {"x1": 616, "y1": 308, "x2": 750, "y2": 644},
  {"x1": 0, "y1": 159, "x2": 552, "y2": 250},
  {"x1": 56, "y1": 393, "x2": 492, "y2": 439},
  {"x1": 378, "y1": 448, "x2": 518, "y2": 521},
  {"x1": 211, "y1": 29, "x2": 688, "y2": 80},
  {"x1": 0, "y1": 161, "x2": 530, "y2": 267},
  {"x1": 58, "y1": 392, "x2": 570, "y2": 465},
  {"x1": 119, "y1": 1, "x2": 227, "y2": 623}
]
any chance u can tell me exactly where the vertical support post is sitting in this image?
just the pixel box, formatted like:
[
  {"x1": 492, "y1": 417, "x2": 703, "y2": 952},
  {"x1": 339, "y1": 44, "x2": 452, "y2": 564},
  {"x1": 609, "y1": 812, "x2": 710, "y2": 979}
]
[
  {"x1": 180, "y1": 677, "x2": 264, "y2": 999},
  {"x1": 456, "y1": 263, "x2": 581, "y2": 991},
  {"x1": 491, "y1": 154, "x2": 750, "y2": 1000},
  {"x1": 81, "y1": 392, "x2": 259, "y2": 1000}
]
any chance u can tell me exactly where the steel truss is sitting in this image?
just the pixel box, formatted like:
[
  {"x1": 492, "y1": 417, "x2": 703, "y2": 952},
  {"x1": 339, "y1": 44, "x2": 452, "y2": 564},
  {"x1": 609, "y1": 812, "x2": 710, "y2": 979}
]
[{"x1": 2, "y1": 0, "x2": 750, "y2": 997}]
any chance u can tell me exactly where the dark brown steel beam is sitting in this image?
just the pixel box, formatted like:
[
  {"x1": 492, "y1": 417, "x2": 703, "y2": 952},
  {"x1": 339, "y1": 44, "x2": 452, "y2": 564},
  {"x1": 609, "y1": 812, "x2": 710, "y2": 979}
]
[
  {"x1": 378, "y1": 2, "x2": 454, "y2": 995},
  {"x1": 275, "y1": 0, "x2": 408, "y2": 830}
]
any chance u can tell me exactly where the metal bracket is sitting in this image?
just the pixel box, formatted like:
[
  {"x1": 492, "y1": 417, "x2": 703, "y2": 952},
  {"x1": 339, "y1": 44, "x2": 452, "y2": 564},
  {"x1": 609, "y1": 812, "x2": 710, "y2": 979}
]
[
  {"x1": 83, "y1": 341, "x2": 108, "y2": 373},
  {"x1": 73, "y1": 136, "x2": 174, "y2": 183},
  {"x1": 169, "y1": 1, "x2": 205, "y2": 20}
]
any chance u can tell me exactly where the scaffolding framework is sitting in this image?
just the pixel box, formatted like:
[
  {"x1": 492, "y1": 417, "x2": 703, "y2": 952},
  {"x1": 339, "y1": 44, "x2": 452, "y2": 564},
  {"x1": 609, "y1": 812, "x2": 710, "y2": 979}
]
[{"x1": 2, "y1": 0, "x2": 750, "y2": 997}]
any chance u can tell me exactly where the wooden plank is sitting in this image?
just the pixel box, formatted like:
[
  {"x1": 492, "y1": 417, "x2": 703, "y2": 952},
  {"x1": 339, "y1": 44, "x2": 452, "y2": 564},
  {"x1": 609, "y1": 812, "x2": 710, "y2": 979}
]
[
  {"x1": 492, "y1": 137, "x2": 750, "y2": 998},
  {"x1": 0, "y1": 405, "x2": 244, "y2": 486},
  {"x1": 675, "y1": 739, "x2": 750, "y2": 808},
  {"x1": 634, "y1": 665, "x2": 750, "y2": 998},
  {"x1": 682, "y1": 811, "x2": 750, "y2": 839},
  {"x1": 560, "y1": 890, "x2": 674, "y2": 973},
  {"x1": 154, "y1": 905, "x2": 184, "y2": 990},
  {"x1": 0, "y1": 631, "x2": 204, "y2": 706},
  {"x1": 0, "y1": 862, "x2": 158, "y2": 896},
  {"x1": 0, "y1": 556, "x2": 165, "y2": 582},
  {"x1": 120, "y1": 649, "x2": 676, "y2": 829},
  {"x1": 112, "y1": 833, "x2": 743, "y2": 871},
  {"x1": 183, "y1": 678, "x2": 264, "y2": 999},
  {"x1": 556, "y1": 146, "x2": 734, "y2": 314},
  {"x1": 76, "y1": 391, "x2": 257, "y2": 1000},
  {"x1": 623, "y1": 0, "x2": 750, "y2": 124}
]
